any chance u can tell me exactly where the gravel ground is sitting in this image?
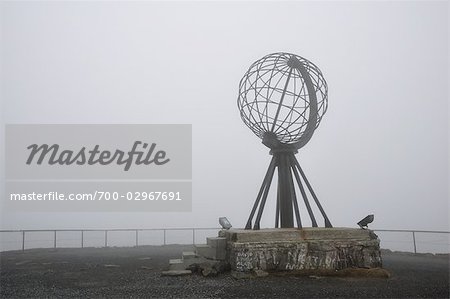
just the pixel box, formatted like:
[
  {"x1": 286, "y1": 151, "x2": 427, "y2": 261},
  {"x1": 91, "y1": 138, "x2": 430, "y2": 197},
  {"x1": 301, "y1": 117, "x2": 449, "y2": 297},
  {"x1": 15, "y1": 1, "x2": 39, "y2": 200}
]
[{"x1": 1, "y1": 245, "x2": 448, "y2": 298}]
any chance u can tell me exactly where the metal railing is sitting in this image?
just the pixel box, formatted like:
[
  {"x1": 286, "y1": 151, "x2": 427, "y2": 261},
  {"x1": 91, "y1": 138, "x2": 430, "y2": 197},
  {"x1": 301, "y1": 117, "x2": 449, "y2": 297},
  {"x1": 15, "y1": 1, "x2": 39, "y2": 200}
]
[
  {"x1": 0, "y1": 228, "x2": 449, "y2": 253},
  {"x1": 373, "y1": 229, "x2": 449, "y2": 254},
  {"x1": 0, "y1": 228, "x2": 220, "y2": 251}
]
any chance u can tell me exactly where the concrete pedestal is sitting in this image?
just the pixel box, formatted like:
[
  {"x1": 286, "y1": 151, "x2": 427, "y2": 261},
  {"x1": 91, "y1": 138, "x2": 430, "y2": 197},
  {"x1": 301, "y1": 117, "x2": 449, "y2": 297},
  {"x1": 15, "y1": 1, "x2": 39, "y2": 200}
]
[{"x1": 220, "y1": 228, "x2": 382, "y2": 272}]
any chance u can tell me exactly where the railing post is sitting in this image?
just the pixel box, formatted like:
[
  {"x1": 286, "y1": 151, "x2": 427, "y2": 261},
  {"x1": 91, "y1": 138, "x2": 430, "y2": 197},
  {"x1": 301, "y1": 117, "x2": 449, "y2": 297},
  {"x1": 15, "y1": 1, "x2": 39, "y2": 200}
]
[
  {"x1": 81, "y1": 230, "x2": 84, "y2": 248},
  {"x1": 54, "y1": 230, "x2": 57, "y2": 249},
  {"x1": 163, "y1": 229, "x2": 166, "y2": 245},
  {"x1": 22, "y1": 231, "x2": 25, "y2": 251},
  {"x1": 135, "y1": 230, "x2": 138, "y2": 247},
  {"x1": 192, "y1": 229, "x2": 195, "y2": 245},
  {"x1": 105, "y1": 230, "x2": 108, "y2": 247},
  {"x1": 412, "y1": 231, "x2": 417, "y2": 254}
]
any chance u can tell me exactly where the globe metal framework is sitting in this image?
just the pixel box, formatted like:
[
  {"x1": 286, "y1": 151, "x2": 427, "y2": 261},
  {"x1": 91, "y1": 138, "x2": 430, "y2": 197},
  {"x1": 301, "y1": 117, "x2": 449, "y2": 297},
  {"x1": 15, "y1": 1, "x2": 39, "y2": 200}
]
[{"x1": 238, "y1": 52, "x2": 332, "y2": 230}]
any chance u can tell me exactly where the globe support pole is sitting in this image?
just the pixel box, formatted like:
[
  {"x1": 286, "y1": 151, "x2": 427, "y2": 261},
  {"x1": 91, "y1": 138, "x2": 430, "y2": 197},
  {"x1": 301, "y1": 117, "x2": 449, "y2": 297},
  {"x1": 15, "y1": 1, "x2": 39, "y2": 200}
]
[
  {"x1": 277, "y1": 151, "x2": 295, "y2": 228},
  {"x1": 245, "y1": 148, "x2": 332, "y2": 230}
]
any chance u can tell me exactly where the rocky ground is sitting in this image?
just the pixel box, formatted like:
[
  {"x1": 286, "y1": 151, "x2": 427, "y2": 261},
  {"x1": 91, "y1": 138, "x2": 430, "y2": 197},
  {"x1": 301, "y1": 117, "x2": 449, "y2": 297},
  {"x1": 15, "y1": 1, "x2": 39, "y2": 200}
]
[{"x1": 1, "y1": 245, "x2": 448, "y2": 298}]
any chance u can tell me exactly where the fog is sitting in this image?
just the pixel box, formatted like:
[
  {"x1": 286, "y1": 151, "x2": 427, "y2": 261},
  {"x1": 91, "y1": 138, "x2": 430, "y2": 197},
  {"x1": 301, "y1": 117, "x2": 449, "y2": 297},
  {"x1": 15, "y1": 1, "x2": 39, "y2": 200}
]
[{"x1": 1, "y1": 1, "x2": 448, "y2": 242}]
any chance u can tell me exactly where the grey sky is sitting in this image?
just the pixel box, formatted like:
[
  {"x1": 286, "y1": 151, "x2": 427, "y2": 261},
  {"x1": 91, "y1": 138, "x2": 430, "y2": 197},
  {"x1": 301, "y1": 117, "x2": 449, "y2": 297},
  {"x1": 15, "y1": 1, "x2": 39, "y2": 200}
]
[{"x1": 1, "y1": 1, "x2": 448, "y2": 231}]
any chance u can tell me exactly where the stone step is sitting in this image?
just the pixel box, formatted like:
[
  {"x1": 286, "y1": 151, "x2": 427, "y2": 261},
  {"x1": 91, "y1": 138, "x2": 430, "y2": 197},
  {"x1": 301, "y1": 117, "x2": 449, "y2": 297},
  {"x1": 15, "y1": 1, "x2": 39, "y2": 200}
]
[
  {"x1": 195, "y1": 244, "x2": 226, "y2": 261},
  {"x1": 195, "y1": 244, "x2": 212, "y2": 259},
  {"x1": 168, "y1": 258, "x2": 186, "y2": 271},
  {"x1": 161, "y1": 270, "x2": 192, "y2": 276},
  {"x1": 206, "y1": 237, "x2": 227, "y2": 249},
  {"x1": 182, "y1": 251, "x2": 197, "y2": 260}
]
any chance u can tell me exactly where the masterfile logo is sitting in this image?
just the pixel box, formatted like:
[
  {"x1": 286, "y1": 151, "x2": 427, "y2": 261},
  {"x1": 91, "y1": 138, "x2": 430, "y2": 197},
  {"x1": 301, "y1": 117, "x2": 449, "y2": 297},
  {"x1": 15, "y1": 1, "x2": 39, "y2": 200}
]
[
  {"x1": 4, "y1": 124, "x2": 192, "y2": 212},
  {"x1": 26, "y1": 141, "x2": 170, "y2": 171},
  {"x1": 6, "y1": 124, "x2": 191, "y2": 180}
]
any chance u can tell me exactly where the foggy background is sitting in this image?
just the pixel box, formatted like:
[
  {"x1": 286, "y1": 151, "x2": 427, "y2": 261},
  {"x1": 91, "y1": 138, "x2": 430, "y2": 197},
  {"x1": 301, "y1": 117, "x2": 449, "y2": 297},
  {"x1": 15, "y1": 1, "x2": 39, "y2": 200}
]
[{"x1": 1, "y1": 1, "x2": 448, "y2": 251}]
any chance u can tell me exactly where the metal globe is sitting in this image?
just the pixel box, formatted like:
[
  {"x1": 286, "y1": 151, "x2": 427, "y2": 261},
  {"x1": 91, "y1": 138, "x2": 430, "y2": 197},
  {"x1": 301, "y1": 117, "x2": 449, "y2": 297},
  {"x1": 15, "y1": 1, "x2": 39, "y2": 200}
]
[
  {"x1": 238, "y1": 52, "x2": 328, "y2": 148},
  {"x1": 237, "y1": 52, "x2": 332, "y2": 229}
]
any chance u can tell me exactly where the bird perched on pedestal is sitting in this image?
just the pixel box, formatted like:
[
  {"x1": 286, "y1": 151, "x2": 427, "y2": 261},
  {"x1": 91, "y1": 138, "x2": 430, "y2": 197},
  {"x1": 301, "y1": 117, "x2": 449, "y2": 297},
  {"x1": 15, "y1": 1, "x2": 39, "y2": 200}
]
[{"x1": 357, "y1": 214, "x2": 374, "y2": 229}]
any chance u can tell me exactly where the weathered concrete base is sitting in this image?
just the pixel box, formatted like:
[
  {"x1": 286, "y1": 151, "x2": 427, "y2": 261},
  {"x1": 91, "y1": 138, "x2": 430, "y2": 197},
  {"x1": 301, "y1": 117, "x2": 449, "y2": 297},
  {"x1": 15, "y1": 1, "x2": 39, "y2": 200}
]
[{"x1": 220, "y1": 228, "x2": 382, "y2": 272}]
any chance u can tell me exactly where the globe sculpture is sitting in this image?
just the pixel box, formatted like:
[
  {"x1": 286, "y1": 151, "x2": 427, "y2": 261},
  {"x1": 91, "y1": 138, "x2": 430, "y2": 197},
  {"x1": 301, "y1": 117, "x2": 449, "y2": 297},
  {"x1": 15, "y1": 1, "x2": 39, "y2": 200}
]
[{"x1": 238, "y1": 52, "x2": 332, "y2": 230}]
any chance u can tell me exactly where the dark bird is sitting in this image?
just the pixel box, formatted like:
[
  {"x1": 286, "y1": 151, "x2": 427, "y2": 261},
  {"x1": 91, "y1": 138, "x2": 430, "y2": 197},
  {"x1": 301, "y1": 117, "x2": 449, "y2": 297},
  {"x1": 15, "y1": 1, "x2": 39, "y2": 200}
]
[
  {"x1": 219, "y1": 217, "x2": 232, "y2": 230},
  {"x1": 357, "y1": 214, "x2": 374, "y2": 229}
]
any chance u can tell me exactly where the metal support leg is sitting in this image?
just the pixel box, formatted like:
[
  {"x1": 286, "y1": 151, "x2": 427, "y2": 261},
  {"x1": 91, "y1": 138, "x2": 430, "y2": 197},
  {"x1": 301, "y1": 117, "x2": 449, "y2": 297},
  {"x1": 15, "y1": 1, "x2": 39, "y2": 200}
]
[
  {"x1": 275, "y1": 183, "x2": 280, "y2": 228},
  {"x1": 290, "y1": 155, "x2": 318, "y2": 227},
  {"x1": 246, "y1": 156, "x2": 277, "y2": 229},
  {"x1": 253, "y1": 156, "x2": 278, "y2": 230},
  {"x1": 294, "y1": 159, "x2": 332, "y2": 228},
  {"x1": 287, "y1": 154, "x2": 302, "y2": 229}
]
